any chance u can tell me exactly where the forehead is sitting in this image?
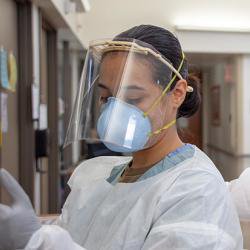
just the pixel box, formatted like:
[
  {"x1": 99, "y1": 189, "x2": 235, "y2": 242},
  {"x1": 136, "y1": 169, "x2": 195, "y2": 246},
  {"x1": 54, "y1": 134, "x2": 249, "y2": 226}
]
[{"x1": 98, "y1": 51, "x2": 155, "y2": 87}]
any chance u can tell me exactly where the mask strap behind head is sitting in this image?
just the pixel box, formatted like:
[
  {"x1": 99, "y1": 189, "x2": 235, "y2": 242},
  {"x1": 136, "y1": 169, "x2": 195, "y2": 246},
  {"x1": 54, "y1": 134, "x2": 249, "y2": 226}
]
[
  {"x1": 144, "y1": 51, "x2": 192, "y2": 137},
  {"x1": 143, "y1": 51, "x2": 187, "y2": 118}
]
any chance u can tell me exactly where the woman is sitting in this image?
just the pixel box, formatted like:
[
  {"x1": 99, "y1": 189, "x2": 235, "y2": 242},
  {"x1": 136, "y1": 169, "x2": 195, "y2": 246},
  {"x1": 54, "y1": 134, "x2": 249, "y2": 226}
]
[{"x1": 0, "y1": 25, "x2": 243, "y2": 249}]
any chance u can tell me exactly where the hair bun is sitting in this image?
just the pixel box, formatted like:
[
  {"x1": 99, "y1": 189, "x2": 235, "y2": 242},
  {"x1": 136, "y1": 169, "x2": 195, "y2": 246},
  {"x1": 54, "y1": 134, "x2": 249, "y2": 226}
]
[{"x1": 177, "y1": 74, "x2": 201, "y2": 118}]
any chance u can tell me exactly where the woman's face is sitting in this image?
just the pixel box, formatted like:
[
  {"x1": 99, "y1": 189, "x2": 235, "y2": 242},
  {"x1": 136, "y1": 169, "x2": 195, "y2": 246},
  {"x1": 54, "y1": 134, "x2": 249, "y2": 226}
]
[{"x1": 97, "y1": 51, "x2": 176, "y2": 147}]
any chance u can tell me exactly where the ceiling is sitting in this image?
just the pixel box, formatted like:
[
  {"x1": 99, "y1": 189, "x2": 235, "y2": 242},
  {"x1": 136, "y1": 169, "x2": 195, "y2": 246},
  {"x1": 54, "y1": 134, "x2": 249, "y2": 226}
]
[{"x1": 77, "y1": 0, "x2": 250, "y2": 46}]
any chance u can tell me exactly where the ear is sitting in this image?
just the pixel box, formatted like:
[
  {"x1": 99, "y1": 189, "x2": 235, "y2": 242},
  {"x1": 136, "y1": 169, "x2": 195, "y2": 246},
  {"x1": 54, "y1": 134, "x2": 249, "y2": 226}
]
[{"x1": 171, "y1": 80, "x2": 188, "y2": 108}]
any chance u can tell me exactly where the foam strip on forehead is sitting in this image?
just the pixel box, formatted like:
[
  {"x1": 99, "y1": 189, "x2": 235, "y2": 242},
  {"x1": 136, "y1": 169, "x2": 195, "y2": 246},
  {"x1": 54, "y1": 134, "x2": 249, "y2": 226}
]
[{"x1": 90, "y1": 40, "x2": 183, "y2": 80}]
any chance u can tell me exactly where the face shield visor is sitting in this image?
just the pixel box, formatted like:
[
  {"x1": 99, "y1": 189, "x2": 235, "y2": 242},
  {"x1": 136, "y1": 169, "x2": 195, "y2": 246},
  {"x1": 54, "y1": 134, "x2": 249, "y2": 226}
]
[{"x1": 64, "y1": 39, "x2": 193, "y2": 153}]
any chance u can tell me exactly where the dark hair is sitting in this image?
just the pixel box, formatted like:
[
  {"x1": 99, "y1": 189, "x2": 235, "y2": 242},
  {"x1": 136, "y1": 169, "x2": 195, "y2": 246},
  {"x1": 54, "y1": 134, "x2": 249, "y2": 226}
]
[{"x1": 115, "y1": 24, "x2": 201, "y2": 118}]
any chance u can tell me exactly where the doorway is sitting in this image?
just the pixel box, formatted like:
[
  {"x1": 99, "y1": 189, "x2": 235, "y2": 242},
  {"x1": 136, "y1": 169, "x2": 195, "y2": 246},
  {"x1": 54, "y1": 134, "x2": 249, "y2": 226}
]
[
  {"x1": 39, "y1": 18, "x2": 59, "y2": 214},
  {"x1": 181, "y1": 53, "x2": 239, "y2": 178}
]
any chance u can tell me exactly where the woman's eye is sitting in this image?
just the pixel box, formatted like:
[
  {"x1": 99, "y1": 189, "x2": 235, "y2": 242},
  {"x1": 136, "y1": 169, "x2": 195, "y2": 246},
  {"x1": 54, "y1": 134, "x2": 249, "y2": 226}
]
[{"x1": 125, "y1": 98, "x2": 142, "y2": 105}]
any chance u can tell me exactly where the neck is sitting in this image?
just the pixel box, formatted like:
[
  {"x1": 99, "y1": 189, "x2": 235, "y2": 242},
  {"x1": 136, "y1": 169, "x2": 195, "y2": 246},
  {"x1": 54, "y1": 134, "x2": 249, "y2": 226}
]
[{"x1": 131, "y1": 127, "x2": 183, "y2": 169}]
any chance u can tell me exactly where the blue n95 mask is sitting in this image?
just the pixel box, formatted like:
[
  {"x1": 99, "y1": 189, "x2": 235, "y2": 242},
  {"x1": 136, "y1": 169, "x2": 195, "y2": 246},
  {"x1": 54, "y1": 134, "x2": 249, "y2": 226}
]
[{"x1": 97, "y1": 97, "x2": 151, "y2": 153}]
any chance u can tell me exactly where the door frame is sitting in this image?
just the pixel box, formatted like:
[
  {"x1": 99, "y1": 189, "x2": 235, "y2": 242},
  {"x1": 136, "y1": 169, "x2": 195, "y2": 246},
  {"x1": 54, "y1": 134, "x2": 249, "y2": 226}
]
[
  {"x1": 41, "y1": 18, "x2": 59, "y2": 213},
  {"x1": 17, "y1": 0, "x2": 35, "y2": 203}
]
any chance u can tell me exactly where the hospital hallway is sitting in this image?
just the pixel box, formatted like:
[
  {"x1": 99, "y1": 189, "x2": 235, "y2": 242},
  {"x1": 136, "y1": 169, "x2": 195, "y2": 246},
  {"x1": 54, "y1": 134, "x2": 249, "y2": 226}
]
[{"x1": 181, "y1": 53, "x2": 250, "y2": 181}]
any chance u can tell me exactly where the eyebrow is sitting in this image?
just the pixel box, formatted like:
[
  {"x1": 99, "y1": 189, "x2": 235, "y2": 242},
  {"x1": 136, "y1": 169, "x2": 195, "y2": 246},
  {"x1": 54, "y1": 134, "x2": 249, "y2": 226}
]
[
  {"x1": 98, "y1": 82, "x2": 145, "y2": 91},
  {"x1": 98, "y1": 83, "x2": 109, "y2": 90}
]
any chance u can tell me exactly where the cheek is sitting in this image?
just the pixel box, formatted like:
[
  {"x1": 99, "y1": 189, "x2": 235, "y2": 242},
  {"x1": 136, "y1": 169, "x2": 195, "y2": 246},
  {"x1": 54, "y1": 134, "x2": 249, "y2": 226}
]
[
  {"x1": 160, "y1": 94, "x2": 175, "y2": 118},
  {"x1": 147, "y1": 106, "x2": 165, "y2": 131},
  {"x1": 147, "y1": 97, "x2": 174, "y2": 130},
  {"x1": 144, "y1": 107, "x2": 166, "y2": 148}
]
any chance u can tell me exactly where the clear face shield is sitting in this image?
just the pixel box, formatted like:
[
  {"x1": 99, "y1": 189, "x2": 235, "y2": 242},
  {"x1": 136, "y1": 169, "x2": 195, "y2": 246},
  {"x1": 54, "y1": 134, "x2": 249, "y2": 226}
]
[{"x1": 64, "y1": 39, "x2": 193, "y2": 153}]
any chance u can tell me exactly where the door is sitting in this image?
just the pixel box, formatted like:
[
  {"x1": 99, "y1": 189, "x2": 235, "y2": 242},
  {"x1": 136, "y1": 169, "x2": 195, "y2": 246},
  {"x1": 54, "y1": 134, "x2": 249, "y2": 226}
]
[{"x1": 39, "y1": 18, "x2": 59, "y2": 214}]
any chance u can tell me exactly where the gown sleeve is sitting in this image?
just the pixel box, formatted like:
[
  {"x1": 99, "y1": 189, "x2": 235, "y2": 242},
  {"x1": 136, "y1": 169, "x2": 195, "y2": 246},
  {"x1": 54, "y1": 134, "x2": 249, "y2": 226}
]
[
  {"x1": 228, "y1": 168, "x2": 250, "y2": 220},
  {"x1": 142, "y1": 170, "x2": 243, "y2": 250}
]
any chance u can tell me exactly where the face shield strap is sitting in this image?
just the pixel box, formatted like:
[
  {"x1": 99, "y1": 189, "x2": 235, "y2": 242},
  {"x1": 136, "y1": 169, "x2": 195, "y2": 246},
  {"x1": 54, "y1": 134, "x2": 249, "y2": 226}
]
[{"x1": 90, "y1": 40, "x2": 188, "y2": 80}]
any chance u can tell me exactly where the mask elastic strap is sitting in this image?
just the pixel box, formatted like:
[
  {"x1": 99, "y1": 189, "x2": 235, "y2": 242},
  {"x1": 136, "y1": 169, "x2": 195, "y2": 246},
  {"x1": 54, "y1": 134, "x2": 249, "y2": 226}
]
[
  {"x1": 148, "y1": 119, "x2": 176, "y2": 137},
  {"x1": 143, "y1": 51, "x2": 186, "y2": 118}
]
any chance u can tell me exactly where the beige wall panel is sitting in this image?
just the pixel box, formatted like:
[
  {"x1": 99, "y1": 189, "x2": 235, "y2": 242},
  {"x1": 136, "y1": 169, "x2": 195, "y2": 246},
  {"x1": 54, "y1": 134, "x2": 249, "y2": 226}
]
[{"x1": 0, "y1": 0, "x2": 19, "y2": 203}]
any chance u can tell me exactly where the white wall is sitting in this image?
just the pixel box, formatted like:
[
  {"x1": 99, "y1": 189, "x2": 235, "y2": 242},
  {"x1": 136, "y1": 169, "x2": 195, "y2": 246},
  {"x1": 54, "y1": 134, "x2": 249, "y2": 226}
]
[
  {"x1": 77, "y1": 0, "x2": 250, "y2": 46},
  {"x1": 32, "y1": 0, "x2": 85, "y2": 48},
  {"x1": 208, "y1": 59, "x2": 237, "y2": 153},
  {"x1": 50, "y1": 0, "x2": 82, "y2": 43},
  {"x1": 71, "y1": 49, "x2": 81, "y2": 164}
]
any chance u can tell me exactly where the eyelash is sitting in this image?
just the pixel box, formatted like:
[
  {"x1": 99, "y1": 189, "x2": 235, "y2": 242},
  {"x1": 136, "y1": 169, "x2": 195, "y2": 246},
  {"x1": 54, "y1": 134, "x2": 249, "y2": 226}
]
[{"x1": 125, "y1": 98, "x2": 142, "y2": 105}]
